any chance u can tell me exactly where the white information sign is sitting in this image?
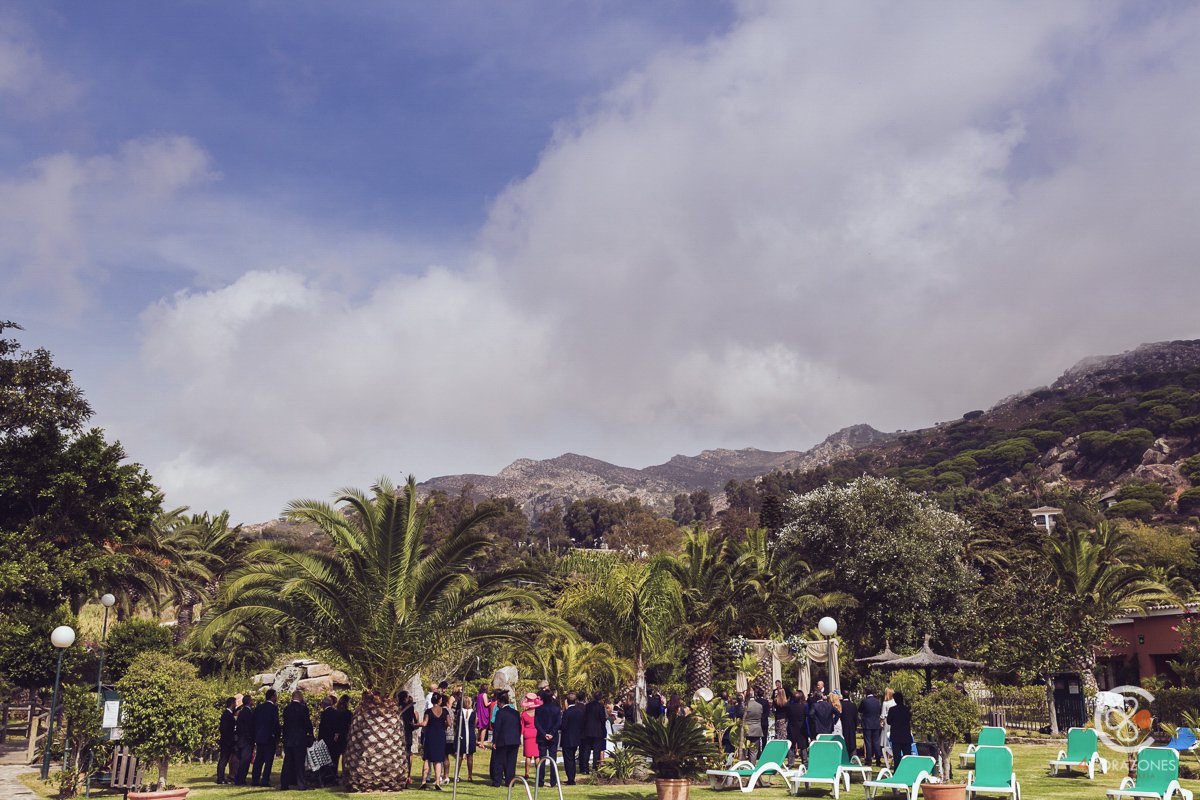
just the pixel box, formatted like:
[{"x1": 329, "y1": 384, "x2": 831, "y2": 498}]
[{"x1": 102, "y1": 700, "x2": 121, "y2": 729}]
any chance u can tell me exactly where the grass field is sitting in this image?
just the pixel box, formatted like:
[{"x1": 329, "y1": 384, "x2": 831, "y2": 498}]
[{"x1": 19, "y1": 742, "x2": 1200, "y2": 800}]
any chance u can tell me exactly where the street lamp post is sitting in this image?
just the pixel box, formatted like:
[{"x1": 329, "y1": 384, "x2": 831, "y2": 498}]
[
  {"x1": 817, "y1": 616, "x2": 838, "y2": 694},
  {"x1": 96, "y1": 593, "x2": 116, "y2": 705},
  {"x1": 41, "y1": 625, "x2": 76, "y2": 780}
]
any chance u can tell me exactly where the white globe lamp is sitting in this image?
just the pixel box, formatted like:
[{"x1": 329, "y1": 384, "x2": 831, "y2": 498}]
[
  {"x1": 41, "y1": 625, "x2": 76, "y2": 778},
  {"x1": 817, "y1": 617, "x2": 837, "y2": 637},
  {"x1": 50, "y1": 625, "x2": 76, "y2": 649},
  {"x1": 100, "y1": 593, "x2": 116, "y2": 608}
]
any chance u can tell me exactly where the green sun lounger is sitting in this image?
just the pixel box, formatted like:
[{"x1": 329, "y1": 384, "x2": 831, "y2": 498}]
[
  {"x1": 1049, "y1": 727, "x2": 1109, "y2": 779},
  {"x1": 966, "y1": 746, "x2": 1021, "y2": 800},
  {"x1": 862, "y1": 754, "x2": 935, "y2": 800},
  {"x1": 960, "y1": 727, "x2": 1007, "y2": 767},
  {"x1": 1107, "y1": 747, "x2": 1194, "y2": 800},
  {"x1": 784, "y1": 739, "x2": 850, "y2": 799},
  {"x1": 815, "y1": 733, "x2": 873, "y2": 782},
  {"x1": 707, "y1": 739, "x2": 794, "y2": 791}
]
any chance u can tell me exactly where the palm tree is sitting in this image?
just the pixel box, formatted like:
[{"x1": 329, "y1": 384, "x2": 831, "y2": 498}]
[
  {"x1": 558, "y1": 553, "x2": 676, "y2": 719},
  {"x1": 1044, "y1": 523, "x2": 1181, "y2": 691},
  {"x1": 520, "y1": 635, "x2": 633, "y2": 697},
  {"x1": 733, "y1": 527, "x2": 855, "y2": 692},
  {"x1": 106, "y1": 506, "x2": 210, "y2": 624},
  {"x1": 200, "y1": 476, "x2": 564, "y2": 792},
  {"x1": 174, "y1": 511, "x2": 249, "y2": 643},
  {"x1": 656, "y1": 526, "x2": 743, "y2": 694}
]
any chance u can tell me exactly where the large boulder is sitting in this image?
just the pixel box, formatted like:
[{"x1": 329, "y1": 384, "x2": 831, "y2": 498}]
[
  {"x1": 305, "y1": 663, "x2": 332, "y2": 678},
  {"x1": 492, "y1": 666, "x2": 519, "y2": 693},
  {"x1": 297, "y1": 675, "x2": 334, "y2": 696}
]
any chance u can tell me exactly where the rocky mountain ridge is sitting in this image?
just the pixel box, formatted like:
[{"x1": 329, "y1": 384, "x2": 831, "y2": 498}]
[{"x1": 419, "y1": 424, "x2": 895, "y2": 515}]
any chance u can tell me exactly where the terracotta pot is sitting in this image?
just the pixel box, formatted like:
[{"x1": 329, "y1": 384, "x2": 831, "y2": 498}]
[
  {"x1": 655, "y1": 777, "x2": 690, "y2": 800},
  {"x1": 127, "y1": 789, "x2": 190, "y2": 800},
  {"x1": 922, "y1": 783, "x2": 967, "y2": 800}
]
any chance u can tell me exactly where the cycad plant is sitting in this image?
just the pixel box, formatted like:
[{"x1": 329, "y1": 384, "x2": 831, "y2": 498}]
[
  {"x1": 619, "y1": 714, "x2": 717, "y2": 780},
  {"x1": 200, "y1": 476, "x2": 563, "y2": 792}
]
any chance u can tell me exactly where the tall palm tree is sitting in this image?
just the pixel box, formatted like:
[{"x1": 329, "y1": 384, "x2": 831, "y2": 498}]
[
  {"x1": 557, "y1": 553, "x2": 676, "y2": 719},
  {"x1": 656, "y1": 526, "x2": 743, "y2": 694},
  {"x1": 1044, "y1": 523, "x2": 1181, "y2": 690},
  {"x1": 200, "y1": 476, "x2": 563, "y2": 792},
  {"x1": 174, "y1": 511, "x2": 248, "y2": 643},
  {"x1": 106, "y1": 505, "x2": 210, "y2": 624}
]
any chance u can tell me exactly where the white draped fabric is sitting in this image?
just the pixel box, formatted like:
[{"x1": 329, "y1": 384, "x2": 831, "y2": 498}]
[{"x1": 737, "y1": 638, "x2": 840, "y2": 695}]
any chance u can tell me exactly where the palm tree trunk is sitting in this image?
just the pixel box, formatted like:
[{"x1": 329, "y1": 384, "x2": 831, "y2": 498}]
[
  {"x1": 173, "y1": 588, "x2": 199, "y2": 644},
  {"x1": 344, "y1": 696, "x2": 409, "y2": 792},
  {"x1": 1074, "y1": 652, "x2": 1099, "y2": 694},
  {"x1": 634, "y1": 652, "x2": 647, "y2": 723},
  {"x1": 687, "y1": 637, "x2": 713, "y2": 695}
]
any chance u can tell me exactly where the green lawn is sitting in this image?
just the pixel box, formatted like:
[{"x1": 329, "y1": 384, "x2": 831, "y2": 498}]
[{"x1": 19, "y1": 743, "x2": 1200, "y2": 800}]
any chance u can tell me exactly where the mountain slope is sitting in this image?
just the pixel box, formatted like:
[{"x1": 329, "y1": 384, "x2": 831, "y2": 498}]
[
  {"x1": 419, "y1": 425, "x2": 894, "y2": 515},
  {"x1": 746, "y1": 339, "x2": 1200, "y2": 520}
]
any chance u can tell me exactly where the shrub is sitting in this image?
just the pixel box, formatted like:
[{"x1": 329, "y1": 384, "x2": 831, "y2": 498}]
[
  {"x1": 1079, "y1": 431, "x2": 1116, "y2": 458},
  {"x1": 1153, "y1": 688, "x2": 1200, "y2": 726},
  {"x1": 1107, "y1": 499, "x2": 1156, "y2": 521},
  {"x1": 1113, "y1": 428, "x2": 1155, "y2": 459},
  {"x1": 116, "y1": 652, "x2": 206, "y2": 790},
  {"x1": 912, "y1": 687, "x2": 980, "y2": 780},
  {"x1": 981, "y1": 438, "x2": 1038, "y2": 472},
  {"x1": 1171, "y1": 416, "x2": 1200, "y2": 440},
  {"x1": 1080, "y1": 404, "x2": 1125, "y2": 429},
  {"x1": 1183, "y1": 455, "x2": 1200, "y2": 483},
  {"x1": 1117, "y1": 483, "x2": 1170, "y2": 510},
  {"x1": 937, "y1": 472, "x2": 966, "y2": 489},
  {"x1": 104, "y1": 620, "x2": 172, "y2": 681},
  {"x1": 1147, "y1": 404, "x2": 1183, "y2": 432},
  {"x1": 1179, "y1": 489, "x2": 1200, "y2": 514}
]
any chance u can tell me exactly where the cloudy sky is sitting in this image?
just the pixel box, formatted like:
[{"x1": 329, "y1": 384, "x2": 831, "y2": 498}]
[{"x1": 4, "y1": 1, "x2": 1200, "y2": 523}]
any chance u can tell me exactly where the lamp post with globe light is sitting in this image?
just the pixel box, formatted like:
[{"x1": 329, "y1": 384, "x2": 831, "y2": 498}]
[
  {"x1": 41, "y1": 625, "x2": 76, "y2": 779},
  {"x1": 817, "y1": 616, "x2": 838, "y2": 694},
  {"x1": 96, "y1": 593, "x2": 116, "y2": 705}
]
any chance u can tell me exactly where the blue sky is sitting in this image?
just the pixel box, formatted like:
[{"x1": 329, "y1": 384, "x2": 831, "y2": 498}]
[{"x1": 4, "y1": 2, "x2": 1200, "y2": 522}]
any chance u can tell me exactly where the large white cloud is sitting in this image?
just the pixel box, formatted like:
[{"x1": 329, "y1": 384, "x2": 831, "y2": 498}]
[{"x1": 11, "y1": 2, "x2": 1200, "y2": 521}]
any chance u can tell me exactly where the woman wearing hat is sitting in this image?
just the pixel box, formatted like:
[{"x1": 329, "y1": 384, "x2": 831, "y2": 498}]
[{"x1": 520, "y1": 692, "x2": 542, "y2": 780}]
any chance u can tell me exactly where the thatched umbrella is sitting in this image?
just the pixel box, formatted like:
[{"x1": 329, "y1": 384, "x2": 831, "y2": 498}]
[
  {"x1": 855, "y1": 640, "x2": 902, "y2": 664},
  {"x1": 873, "y1": 633, "x2": 984, "y2": 691}
]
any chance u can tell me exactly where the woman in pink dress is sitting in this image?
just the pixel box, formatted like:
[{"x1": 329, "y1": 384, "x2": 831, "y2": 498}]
[{"x1": 520, "y1": 692, "x2": 542, "y2": 779}]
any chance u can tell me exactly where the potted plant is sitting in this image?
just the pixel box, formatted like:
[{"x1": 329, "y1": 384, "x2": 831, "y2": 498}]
[
  {"x1": 911, "y1": 686, "x2": 981, "y2": 800},
  {"x1": 619, "y1": 714, "x2": 717, "y2": 800},
  {"x1": 116, "y1": 652, "x2": 206, "y2": 798}
]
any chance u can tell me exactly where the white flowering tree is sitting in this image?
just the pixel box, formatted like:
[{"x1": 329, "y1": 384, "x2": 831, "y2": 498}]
[{"x1": 776, "y1": 476, "x2": 979, "y2": 651}]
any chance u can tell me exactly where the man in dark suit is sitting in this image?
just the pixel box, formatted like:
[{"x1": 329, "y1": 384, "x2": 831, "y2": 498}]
[
  {"x1": 887, "y1": 692, "x2": 914, "y2": 768},
  {"x1": 784, "y1": 691, "x2": 810, "y2": 768},
  {"x1": 858, "y1": 689, "x2": 883, "y2": 767},
  {"x1": 809, "y1": 692, "x2": 836, "y2": 736},
  {"x1": 216, "y1": 697, "x2": 237, "y2": 784},
  {"x1": 252, "y1": 688, "x2": 281, "y2": 787},
  {"x1": 233, "y1": 695, "x2": 256, "y2": 786},
  {"x1": 837, "y1": 691, "x2": 859, "y2": 758},
  {"x1": 280, "y1": 690, "x2": 314, "y2": 791},
  {"x1": 490, "y1": 690, "x2": 521, "y2": 788},
  {"x1": 581, "y1": 693, "x2": 608, "y2": 775},
  {"x1": 559, "y1": 692, "x2": 585, "y2": 785},
  {"x1": 534, "y1": 689, "x2": 562, "y2": 787}
]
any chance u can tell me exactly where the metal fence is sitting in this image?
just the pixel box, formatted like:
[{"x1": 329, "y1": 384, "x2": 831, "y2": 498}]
[{"x1": 968, "y1": 687, "x2": 1049, "y2": 732}]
